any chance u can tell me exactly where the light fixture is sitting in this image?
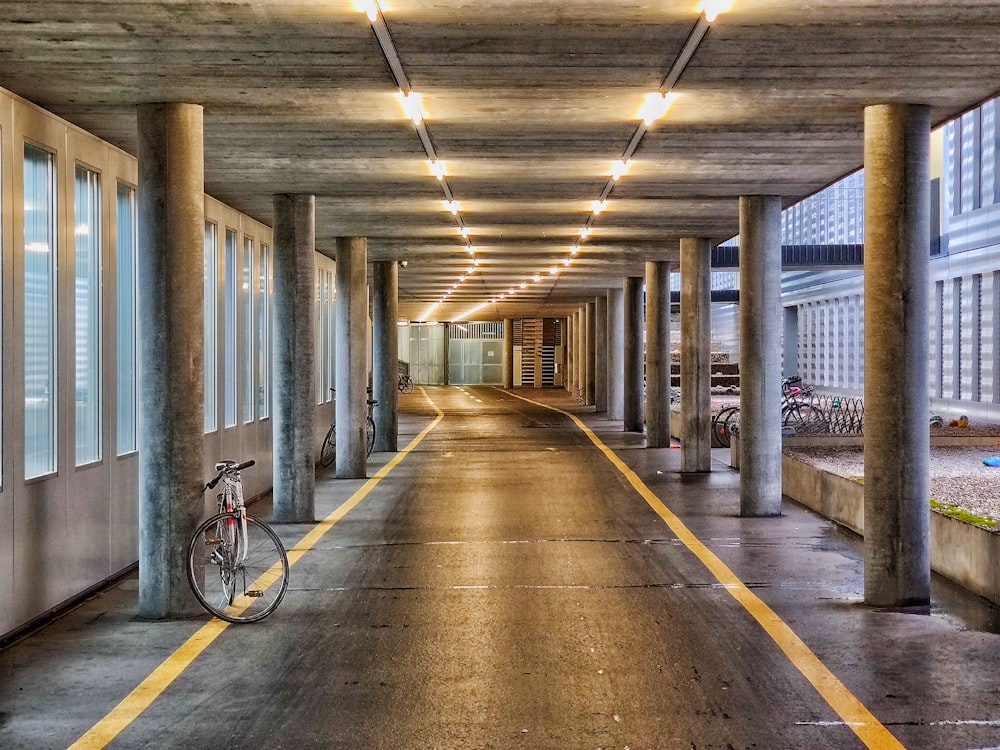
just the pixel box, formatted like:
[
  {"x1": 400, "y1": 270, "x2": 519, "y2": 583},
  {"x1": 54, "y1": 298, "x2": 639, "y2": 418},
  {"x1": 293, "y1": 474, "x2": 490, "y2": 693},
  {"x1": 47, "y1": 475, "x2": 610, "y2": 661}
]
[
  {"x1": 638, "y1": 92, "x2": 678, "y2": 126},
  {"x1": 697, "y1": 0, "x2": 734, "y2": 23},
  {"x1": 354, "y1": 0, "x2": 380, "y2": 22},
  {"x1": 397, "y1": 90, "x2": 424, "y2": 125},
  {"x1": 428, "y1": 160, "x2": 446, "y2": 180},
  {"x1": 533, "y1": 274, "x2": 541, "y2": 282},
  {"x1": 466, "y1": 245, "x2": 475, "y2": 255},
  {"x1": 563, "y1": 258, "x2": 571, "y2": 266},
  {"x1": 570, "y1": 245, "x2": 579, "y2": 255},
  {"x1": 520, "y1": 282, "x2": 527, "y2": 289},
  {"x1": 399, "y1": 260, "x2": 408, "y2": 268},
  {"x1": 459, "y1": 227, "x2": 470, "y2": 238},
  {"x1": 579, "y1": 227, "x2": 591, "y2": 239},
  {"x1": 549, "y1": 266, "x2": 559, "y2": 275},
  {"x1": 591, "y1": 200, "x2": 607, "y2": 215},
  {"x1": 445, "y1": 200, "x2": 460, "y2": 215},
  {"x1": 611, "y1": 159, "x2": 630, "y2": 180}
]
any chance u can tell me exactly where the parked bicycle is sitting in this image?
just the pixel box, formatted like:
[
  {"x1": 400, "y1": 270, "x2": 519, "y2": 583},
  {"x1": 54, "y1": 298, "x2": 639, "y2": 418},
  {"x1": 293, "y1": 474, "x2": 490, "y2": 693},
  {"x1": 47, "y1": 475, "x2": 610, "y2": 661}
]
[
  {"x1": 319, "y1": 388, "x2": 377, "y2": 466},
  {"x1": 319, "y1": 388, "x2": 336, "y2": 467},
  {"x1": 711, "y1": 375, "x2": 829, "y2": 448},
  {"x1": 397, "y1": 371, "x2": 414, "y2": 394},
  {"x1": 187, "y1": 459, "x2": 289, "y2": 623}
]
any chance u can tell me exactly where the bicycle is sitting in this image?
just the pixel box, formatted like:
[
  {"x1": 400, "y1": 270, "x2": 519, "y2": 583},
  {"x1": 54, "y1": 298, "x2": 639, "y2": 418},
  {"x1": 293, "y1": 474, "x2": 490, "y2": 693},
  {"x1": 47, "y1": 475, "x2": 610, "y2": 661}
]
[
  {"x1": 319, "y1": 388, "x2": 336, "y2": 467},
  {"x1": 780, "y1": 376, "x2": 827, "y2": 434},
  {"x1": 187, "y1": 459, "x2": 289, "y2": 623},
  {"x1": 397, "y1": 371, "x2": 414, "y2": 394},
  {"x1": 366, "y1": 393, "x2": 378, "y2": 457}
]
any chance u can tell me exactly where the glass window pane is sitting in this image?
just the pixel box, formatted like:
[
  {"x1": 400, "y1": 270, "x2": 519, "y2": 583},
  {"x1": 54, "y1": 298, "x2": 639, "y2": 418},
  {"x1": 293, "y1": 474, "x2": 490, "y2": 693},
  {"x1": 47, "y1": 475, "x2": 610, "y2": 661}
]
[
  {"x1": 242, "y1": 237, "x2": 254, "y2": 423},
  {"x1": 204, "y1": 222, "x2": 218, "y2": 433},
  {"x1": 224, "y1": 228, "x2": 237, "y2": 428},
  {"x1": 74, "y1": 165, "x2": 102, "y2": 464},
  {"x1": 24, "y1": 143, "x2": 57, "y2": 479},
  {"x1": 116, "y1": 184, "x2": 137, "y2": 454},
  {"x1": 256, "y1": 244, "x2": 270, "y2": 419}
]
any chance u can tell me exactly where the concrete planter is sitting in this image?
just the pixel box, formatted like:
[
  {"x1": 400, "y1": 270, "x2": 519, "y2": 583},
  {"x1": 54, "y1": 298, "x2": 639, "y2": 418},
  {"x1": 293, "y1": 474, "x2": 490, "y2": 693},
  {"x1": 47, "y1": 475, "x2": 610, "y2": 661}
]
[{"x1": 778, "y1": 449, "x2": 1000, "y2": 606}]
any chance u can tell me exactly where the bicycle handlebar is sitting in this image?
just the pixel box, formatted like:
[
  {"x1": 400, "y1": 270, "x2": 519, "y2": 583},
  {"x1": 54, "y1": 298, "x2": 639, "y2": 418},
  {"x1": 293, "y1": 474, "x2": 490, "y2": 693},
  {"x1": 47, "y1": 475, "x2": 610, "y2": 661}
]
[{"x1": 204, "y1": 459, "x2": 256, "y2": 490}]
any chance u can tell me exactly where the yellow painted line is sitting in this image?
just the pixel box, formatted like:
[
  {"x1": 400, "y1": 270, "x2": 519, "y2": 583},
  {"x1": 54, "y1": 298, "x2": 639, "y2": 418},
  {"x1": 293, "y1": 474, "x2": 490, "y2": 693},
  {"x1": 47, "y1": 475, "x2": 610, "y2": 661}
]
[
  {"x1": 68, "y1": 393, "x2": 444, "y2": 750},
  {"x1": 503, "y1": 389, "x2": 905, "y2": 750}
]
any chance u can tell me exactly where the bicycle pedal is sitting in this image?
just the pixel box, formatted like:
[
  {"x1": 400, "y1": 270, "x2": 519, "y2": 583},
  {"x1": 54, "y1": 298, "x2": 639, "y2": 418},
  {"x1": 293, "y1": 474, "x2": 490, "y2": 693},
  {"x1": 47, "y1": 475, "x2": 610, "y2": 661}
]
[{"x1": 246, "y1": 590, "x2": 264, "y2": 598}]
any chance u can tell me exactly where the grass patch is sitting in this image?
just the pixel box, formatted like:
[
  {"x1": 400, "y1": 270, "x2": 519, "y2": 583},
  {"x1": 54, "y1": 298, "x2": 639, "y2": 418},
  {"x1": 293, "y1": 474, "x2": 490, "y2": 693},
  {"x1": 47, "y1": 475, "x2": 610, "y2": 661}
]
[{"x1": 930, "y1": 498, "x2": 999, "y2": 531}]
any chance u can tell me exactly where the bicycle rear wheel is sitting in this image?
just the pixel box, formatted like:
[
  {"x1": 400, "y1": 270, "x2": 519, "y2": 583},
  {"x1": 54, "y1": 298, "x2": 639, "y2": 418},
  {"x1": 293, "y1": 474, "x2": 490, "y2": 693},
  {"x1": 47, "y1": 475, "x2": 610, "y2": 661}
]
[
  {"x1": 366, "y1": 416, "x2": 376, "y2": 457},
  {"x1": 187, "y1": 513, "x2": 289, "y2": 623},
  {"x1": 319, "y1": 424, "x2": 336, "y2": 467},
  {"x1": 402, "y1": 377, "x2": 414, "y2": 394}
]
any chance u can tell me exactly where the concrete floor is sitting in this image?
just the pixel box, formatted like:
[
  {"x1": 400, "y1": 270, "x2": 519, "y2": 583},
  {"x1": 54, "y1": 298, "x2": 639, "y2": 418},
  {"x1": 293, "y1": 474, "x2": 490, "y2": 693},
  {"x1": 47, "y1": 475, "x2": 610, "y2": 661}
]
[{"x1": 3, "y1": 385, "x2": 1000, "y2": 750}]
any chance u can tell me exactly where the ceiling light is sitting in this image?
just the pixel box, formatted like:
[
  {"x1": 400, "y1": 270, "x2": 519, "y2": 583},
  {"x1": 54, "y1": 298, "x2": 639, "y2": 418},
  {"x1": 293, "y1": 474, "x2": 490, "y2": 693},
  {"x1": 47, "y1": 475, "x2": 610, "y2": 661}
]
[
  {"x1": 563, "y1": 258, "x2": 572, "y2": 267},
  {"x1": 611, "y1": 159, "x2": 630, "y2": 180},
  {"x1": 397, "y1": 90, "x2": 424, "y2": 125},
  {"x1": 533, "y1": 274, "x2": 541, "y2": 282},
  {"x1": 459, "y1": 227, "x2": 470, "y2": 237},
  {"x1": 445, "y1": 200, "x2": 460, "y2": 215},
  {"x1": 428, "y1": 160, "x2": 446, "y2": 180},
  {"x1": 354, "y1": 0, "x2": 380, "y2": 22},
  {"x1": 639, "y1": 92, "x2": 678, "y2": 126},
  {"x1": 698, "y1": 0, "x2": 734, "y2": 22},
  {"x1": 520, "y1": 283, "x2": 527, "y2": 289},
  {"x1": 579, "y1": 227, "x2": 591, "y2": 239},
  {"x1": 549, "y1": 266, "x2": 558, "y2": 275},
  {"x1": 591, "y1": 200, "x2": 607, "y2": 215},
  {"x1": 570, "y1": 244, "x2": 580, "y2": 255}
]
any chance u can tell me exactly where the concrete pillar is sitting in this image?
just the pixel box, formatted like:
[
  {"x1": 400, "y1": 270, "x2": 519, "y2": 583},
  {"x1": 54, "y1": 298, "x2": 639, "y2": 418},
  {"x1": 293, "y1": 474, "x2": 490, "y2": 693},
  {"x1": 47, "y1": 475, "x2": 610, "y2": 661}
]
[
  {"x1": 372, "y1": 260, "x2": 398, "y2": 452},
  {"x1": 335, "y1": 237, "x2": 368, "y2": 479},
  {"x1": 565, "y1": 315, "x2": 574, "y2": 394},
  {"x1": 739, "y1": 196, "x2": 782, "y2": 516},
  {"x1": 585, "y1": 302, "x2": 596, "y2": 405},
  {"x1": 645, "y1": 261, "x2": 672, "y2": 448},
  {"x1": 594, "y1": 295, "x2": 608, "y2": 413},
  {"x1": 575, "y1": 309, "x2": 584, "y2": 399},
  {"x1": 271, "y1": 194, "x2": 316, "y2": 523},
  {"x1": 504, "y1": 318, "x2": 514, "y2": 388},
  {"x1": 681, "y1": 237, "x2": 712, "y2": 472},
  {"x1": 608, "y1": 286, "x2": 625, "y2": 420},
  {"x1": 624, "y1": 277, "x2": 644, "y2": 432},
  {"x1": 863, "y1": 103, "x2": 932, "y2": 607},
  {"x1": 136, "y1": 102, "x2": 205, "y2": 618}
]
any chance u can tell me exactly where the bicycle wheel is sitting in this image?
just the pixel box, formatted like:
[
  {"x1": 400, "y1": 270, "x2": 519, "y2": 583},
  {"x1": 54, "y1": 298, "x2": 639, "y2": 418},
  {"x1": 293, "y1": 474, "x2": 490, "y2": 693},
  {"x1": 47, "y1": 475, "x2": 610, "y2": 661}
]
[
  {"x1": 782, "y1": 402, "x2": 827, "y2": 434},
  {"x1": 402, "y1": 377, "x2": 414, "y2": 394},
  {"x1": 721, "y1": 406, "x2": 741, "y2": 446},
  {"x1": 188, "y1": 513, "x2": 290, "y2": 624},
  {"x1": 713, "y1": 406, "x2": 738, "y2": 448},
  {"x1": 319, "y1": 424, "x2": 336, "y2": 467},
  {"x1": 366, "y1": 416, "x2": 376, "y2": 457}
]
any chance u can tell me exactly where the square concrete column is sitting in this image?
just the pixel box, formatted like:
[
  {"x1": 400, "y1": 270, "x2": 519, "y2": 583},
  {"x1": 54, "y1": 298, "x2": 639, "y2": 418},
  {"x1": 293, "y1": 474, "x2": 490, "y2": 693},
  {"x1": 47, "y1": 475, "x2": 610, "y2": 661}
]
[
  {"x1": 271, "y1": 194, "x2": 316, "y2": 523},
  {"x1": 594, "y1": 295, "x2": 608, "y2": 413},
  {"x1": 863, "y1": 104, "x2": 932, "y2": 607},
  {"x1": 680, "y1": 237, "x2": 712, "y2": 472},
  {"x1": 372, "y1": 260, "x2": 398, "y2": 452},
  {"x1": 739, "y1": 196, "x2": 782, "y2": 516},
  {"x1": 645, "y1": 261, "x2": 672, "y2": 448},
  {"x1": 624, "y1": 277, "x2": 644, "y2": 432},
  {"x1": 335, "y1": 237, "x2": 368, "y2": 479},
  {"x1": 136, "y1": 102, "x2": 205, "y2": 618},
  {"x1": 504, "y1": 318, "x2": 515, "y2": 388},
  {"x1": 608, "y1": 286, "x2": 625, "y2": 421}
]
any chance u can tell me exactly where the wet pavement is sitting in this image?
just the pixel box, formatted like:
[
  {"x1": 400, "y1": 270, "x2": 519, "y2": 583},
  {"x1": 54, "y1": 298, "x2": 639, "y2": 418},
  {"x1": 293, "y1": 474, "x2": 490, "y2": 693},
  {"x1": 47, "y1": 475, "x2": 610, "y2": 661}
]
[{"x1": 2, "y1": 385, "x2": 1000, "y2": 749}]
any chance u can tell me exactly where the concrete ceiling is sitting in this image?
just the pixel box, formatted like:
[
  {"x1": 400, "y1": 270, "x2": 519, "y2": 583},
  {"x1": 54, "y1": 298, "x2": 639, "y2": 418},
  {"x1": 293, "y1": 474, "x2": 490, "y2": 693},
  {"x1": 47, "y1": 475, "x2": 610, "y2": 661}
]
[{"x1": 2, "y1": 1, "x2": 999, "y2": 322}]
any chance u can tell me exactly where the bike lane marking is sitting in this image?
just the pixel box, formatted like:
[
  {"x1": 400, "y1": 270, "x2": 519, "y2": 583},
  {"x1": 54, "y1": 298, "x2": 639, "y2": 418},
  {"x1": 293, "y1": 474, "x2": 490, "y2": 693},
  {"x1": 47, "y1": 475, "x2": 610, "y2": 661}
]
[
  {"x1": 503, "y1": 389, "x2": 906, "y2": 750},
  {"x1": 68, "y1": 389, "x2": 444, "y2": 750}
]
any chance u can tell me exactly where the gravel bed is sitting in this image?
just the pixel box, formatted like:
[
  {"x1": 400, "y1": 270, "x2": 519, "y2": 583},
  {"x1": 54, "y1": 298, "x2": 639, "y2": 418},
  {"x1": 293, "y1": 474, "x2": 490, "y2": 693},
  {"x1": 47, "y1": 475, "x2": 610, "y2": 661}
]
[{"x1": 785, "y1": 443, "x2": 1000, "y2": 523}]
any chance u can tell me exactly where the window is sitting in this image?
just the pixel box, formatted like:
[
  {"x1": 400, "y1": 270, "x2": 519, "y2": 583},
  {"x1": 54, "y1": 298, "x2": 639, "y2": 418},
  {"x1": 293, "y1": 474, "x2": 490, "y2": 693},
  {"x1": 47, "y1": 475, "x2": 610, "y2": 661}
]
[
  {"x1": 224, "y1": 228, "x2": 238, "y2": 428},
  {"x1": 204, "y1": 222, "x2": 218, "y2": 432},
  {"x1": 116, "y1": 184, "x2": 138, "y2": 454},
  {"x1": 24, "y1": 143, "x2": 58, "y2": 478},
  {"x1": 256, "y1": 244, "x2": 270, "y2": 419},
  {"x1": 74, "y1": 165, "x2": 102, "y2": 464},
  {"x1": 242, "y1": 237, "x2": 254, "y2": 424}
]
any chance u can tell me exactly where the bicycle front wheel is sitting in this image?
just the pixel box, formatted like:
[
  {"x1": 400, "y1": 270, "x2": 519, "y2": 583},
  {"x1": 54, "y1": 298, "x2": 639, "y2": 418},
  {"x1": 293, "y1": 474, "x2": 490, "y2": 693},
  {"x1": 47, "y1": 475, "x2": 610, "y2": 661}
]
[
  {"x1": 402, "y1": 377, "x2": 414, "y2": 394},
  {"x1": 187, "y1": 513, "x2": 290, "y2": 624},
  {"x1": 319, "y1": 424, "x2": 336, "y2": 467}
]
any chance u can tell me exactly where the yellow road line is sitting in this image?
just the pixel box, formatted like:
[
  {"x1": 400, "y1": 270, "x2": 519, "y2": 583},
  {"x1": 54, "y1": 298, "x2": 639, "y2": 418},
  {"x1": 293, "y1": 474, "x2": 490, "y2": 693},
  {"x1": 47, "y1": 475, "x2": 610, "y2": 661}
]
[
  {"x1": 68, "y1": 394, "x2": 443, "y2": 750},
  {"x1": 503, "y1": 389, "x2": 905, "y2": 750}
]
